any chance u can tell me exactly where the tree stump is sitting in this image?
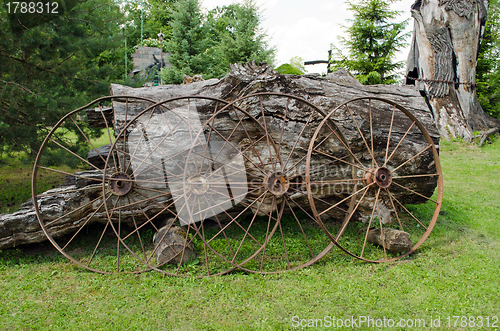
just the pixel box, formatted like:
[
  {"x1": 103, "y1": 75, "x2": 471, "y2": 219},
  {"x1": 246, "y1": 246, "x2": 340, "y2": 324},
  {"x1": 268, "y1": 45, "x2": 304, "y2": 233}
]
[{"x1": 406, "y1": 0, "x2": 500, "y2": 141}]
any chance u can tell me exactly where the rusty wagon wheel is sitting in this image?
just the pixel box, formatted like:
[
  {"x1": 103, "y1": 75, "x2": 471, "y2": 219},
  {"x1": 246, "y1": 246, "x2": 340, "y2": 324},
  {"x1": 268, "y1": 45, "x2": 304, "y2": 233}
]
[
  {"x1": 32, "y1": 96, "x2": 161, "y2": 274},
  {"x1": 102, "y1": 96, "x2": 244, "y2": 276},
  {"x1": 179, "y1": 92, "x2": 350, "y2": 274},
  {"x1": 306, "y1": 97, "x2": 443, "y2": 262}
]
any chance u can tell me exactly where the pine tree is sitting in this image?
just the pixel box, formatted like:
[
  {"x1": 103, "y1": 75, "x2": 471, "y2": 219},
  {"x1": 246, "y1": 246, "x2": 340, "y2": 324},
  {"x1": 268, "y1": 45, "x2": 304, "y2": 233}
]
[
  {"x1": 160, "y1": 0, "x2": 275, "y2": 83},
  {"x1": 159, "y1": 0, "x2": 212, "y2": 84},
  {"x1": 211, "y1": 1, "x2": 275, "y2": 73},
  {"x1": 0, "y1": 0, "x2": 125, "y2": 158},
  {"x1": 331, "y1": 0, "x2": 408, "y2": 85}
]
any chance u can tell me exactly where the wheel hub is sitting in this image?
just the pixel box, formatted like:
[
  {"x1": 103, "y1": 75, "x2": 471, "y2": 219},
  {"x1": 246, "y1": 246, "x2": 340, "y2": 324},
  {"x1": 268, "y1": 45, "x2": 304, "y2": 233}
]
[
  {"x1": 187, "y1": 175, "x2": 209, "y2": 195},
  {"x1": 363, "y1": 167, "x2": 392, "y2": 188},
  {"x1": 109, "y1": 172, "x2": 133, "y2": 196},
  {"x1": 265, "y1": 173, "x2": 290, "y2": 197}
]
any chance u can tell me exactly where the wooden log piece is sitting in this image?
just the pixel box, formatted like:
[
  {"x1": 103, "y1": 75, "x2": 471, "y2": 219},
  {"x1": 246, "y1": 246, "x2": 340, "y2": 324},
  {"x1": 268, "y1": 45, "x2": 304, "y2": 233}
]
[{"x1": 366, "y1": 227, "x2": 413, "y2": 253}]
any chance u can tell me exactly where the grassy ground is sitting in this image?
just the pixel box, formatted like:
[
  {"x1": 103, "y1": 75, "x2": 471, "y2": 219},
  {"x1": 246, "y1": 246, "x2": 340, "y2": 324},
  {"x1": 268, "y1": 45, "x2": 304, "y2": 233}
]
[{"x1": 0, "y1": 139, "x2": 499, "y2": 330}]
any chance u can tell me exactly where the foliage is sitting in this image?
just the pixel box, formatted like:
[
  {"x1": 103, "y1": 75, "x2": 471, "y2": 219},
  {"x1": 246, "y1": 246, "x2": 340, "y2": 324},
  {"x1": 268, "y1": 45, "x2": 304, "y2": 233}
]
[
  {"x1": 0, "y1": 0, "x2": 126, "y2": 159},
  {"x1": 205, "y1": 0, "x2": 276, "y2": 77},
  {"x1": 275, "y1": 64, "x2": 304, "y2": 75},
  {"x1": 160, "y1": 0, "x2": 275, "y2": 84},
  {"x1": 159, "y1": 0, "x2": 212, "y2": 84},
  {"x1": 122, "y1": 0, "x2": 177, "y2": 49},
  {"x1": 476, "y1": 0, "x2": 500, "y2": 119},
  {"x1": 330, "y1": 0, "x2": 408, "y2": 85},
  {"x1": 131, "y1": 37, "x2": 168, "y2": 52},
  {"x1": 1, "y1": 140, "x2": 499, "y2": 329},
  {"x1": 289, "y1": 56, "x2": 306, "y2": 73}
]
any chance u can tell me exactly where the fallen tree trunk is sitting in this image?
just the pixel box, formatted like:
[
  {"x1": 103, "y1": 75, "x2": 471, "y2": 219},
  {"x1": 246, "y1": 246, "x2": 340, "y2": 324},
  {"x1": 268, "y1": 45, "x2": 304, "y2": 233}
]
[{"x1": 0, "y1": 63, "x2": 440, "y2": 249}]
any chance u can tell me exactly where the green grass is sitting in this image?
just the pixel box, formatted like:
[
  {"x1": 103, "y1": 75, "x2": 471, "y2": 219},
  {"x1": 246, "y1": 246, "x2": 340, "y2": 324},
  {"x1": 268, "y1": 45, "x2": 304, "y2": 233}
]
[
  {"x1": 0, "y1": 160, "x2": 73, "y2": 214},
  {"x1": 1, "y1": 139, "x2": 499, "y2": 330},
  {"x1": 0, "y1": 128, "x2": 112, "y2": 214}
]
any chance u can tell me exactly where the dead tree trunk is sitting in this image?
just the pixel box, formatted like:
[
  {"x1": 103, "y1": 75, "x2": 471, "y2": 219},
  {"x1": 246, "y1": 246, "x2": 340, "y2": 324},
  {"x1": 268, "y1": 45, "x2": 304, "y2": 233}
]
[
  {"x1": 0, "y1": 64, "x2": 440, "y2": 249},
  {"x1": 406, "y1": 0, "x2": 500, "y2": 141}
]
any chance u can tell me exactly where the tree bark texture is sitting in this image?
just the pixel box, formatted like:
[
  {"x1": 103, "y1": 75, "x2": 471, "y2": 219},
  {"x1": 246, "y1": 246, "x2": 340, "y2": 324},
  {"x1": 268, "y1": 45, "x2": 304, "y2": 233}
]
[
  {"x1": 0, "y1": 63, "x2": 440, "y2": 249},
  {"x1": 406, "y1": 0, "x2": 500, "y2": 141}
]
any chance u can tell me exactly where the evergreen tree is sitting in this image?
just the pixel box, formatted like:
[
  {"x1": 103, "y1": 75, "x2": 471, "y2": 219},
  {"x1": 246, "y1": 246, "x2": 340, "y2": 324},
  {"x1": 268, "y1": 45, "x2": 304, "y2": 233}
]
[
  {"x1": 160, "y1": 0, "x2": 275, "y2": 83},
  {"x1": 331, "y1": 0, "x2": 408, "y2": 85},
  {"x1": 0, "y1": 0, "x2": 126, "y2": 158},
  {"x1": 207, "y1": 0, "x2": 275, "y2": 76},
  {"x1": 159, "y1": 0, "x2": 212, "y2": 84},
  {"x1": 476, "y1": 0, "x2": 500, "y2": 119}
]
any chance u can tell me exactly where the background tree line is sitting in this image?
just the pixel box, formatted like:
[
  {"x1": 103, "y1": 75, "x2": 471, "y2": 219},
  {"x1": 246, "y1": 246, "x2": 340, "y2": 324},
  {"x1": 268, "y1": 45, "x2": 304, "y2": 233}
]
[
  {"x1": 1, "y1": 0, "x2": 499, "y2": 161},
  {"x1": 0, "y1": 0, "x2": 275, "y2": 160}
]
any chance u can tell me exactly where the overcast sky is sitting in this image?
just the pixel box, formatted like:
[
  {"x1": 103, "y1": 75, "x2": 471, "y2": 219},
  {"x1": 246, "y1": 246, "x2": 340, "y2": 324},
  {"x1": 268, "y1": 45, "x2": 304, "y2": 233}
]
[{"x1": 202, "y1": 0, "x2": 416, "y2": 74}]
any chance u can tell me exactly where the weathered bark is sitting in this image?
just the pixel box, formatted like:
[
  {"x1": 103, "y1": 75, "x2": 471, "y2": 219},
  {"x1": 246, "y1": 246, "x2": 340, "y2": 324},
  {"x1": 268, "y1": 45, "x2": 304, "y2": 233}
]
[
  {"x1": 406, "y1": 0, "x2": 500, "y2": 141},
  {"x1": 86, "y1": 106, "x2": 113, "y2": 128},
  {"x1": 0, "y1": 63, "x2": 440, "y2": 249}
]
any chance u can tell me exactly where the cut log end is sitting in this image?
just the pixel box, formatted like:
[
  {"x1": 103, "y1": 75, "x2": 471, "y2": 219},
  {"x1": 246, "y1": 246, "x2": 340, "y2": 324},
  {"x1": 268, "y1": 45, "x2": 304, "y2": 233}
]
[
  {"x1": 366, "y1": 228, "x2": 413, "y2": 253},
  {"x1": 153, "y1": 224, "x2": 196, "y2": 266}
]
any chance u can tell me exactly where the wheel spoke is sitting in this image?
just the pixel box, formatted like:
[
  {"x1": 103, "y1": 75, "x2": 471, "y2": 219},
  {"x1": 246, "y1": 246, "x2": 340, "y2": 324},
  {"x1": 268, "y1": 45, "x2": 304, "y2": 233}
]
[
  {"x1": 60, "y1": 194, "x2": 111, "y2": 251},
  {"x1": 205, "y1": 190, "x2": 269, "y2": 245},
  {"x1": 44, "y1": 195, "x2": 103, "y2": 228},
  {"x1": 36, "y1": 166, "x2": 105, "y2": 183},
  {"x1": 284, "y1": 196, "x2": 313, "y2": 258},
  {"x1": 391, "y1": 181, "x2": 438, "y2": 204},
  {"x1": 390, "y1": 193, "x2": 429, "y2": 230},
  {"x1": 276, "y1": 97, "x2": 291, "y2": 170},
  {"x1": 37, "y1": 185, "x2": 103, "y2": 198},
  {"x1": 317, "y1": 182, "x2": 376, "y2": 217},
  {"x1": 323, "y1": 120, "x2": 367, "y2": 171},
  {"x1": 393, "y1": 173, "x2": 439, "y2": 180},
  {"x1": 385, "y1": 188, "x2": 404, "y2": 232},
  {"x1": 386, "y1": 121, "x2": 416, "y2": 165},
  {"x1": 375, "y1": 197, "x2": 388, "y2": 260},
  {"x1": 361, "y1": 187, "x2": 381, "y2": 259},
  {"x1": 392, "y1": 144, "x2": 432, "y2": 173},
  {"x1": 88, "y1": 194, "x2": 121, "y2": 268},
  {"x1": 258, "y1": 95, "x2": 278, "y2": 172},
  {"x1": 345, "y1": 104, "x2": 378, "y2": 167},
  {"x1": 68, "y1": 115, "x2": 107, "y2": 167},
  {"x1": 383, "y1": 104, "x2": 397, "y2": 167},
  {"x1": 283, "y1": 112, "x2": 315, "y2": 171},
  {"x1": 260, "y1": 196, "x2": 276, "y2": 273},
  {"x1": 369, "y1": 99, "x2": 376, "y2": 168},
  {"x1": 49, "y1": 138, "x2": 104, "y2": 173},
  {"x1": 312, "y1": 148, "x2": 366, "y2": 171},
  {"x1": 231, "y1": 193, "x2": 267, "y2": 263},
  {"x1": 122, "y1": 105, "x2": 158, "y2": 174},
  {"x1": 126, "y1": 195, "x2": 147, "y2": 261},
  {"x1": 335, "y1": 185, "x2": 370, "y2": 241},
  {"x1": 99, "y1": 103, "x2": 119, "y2": 171}
]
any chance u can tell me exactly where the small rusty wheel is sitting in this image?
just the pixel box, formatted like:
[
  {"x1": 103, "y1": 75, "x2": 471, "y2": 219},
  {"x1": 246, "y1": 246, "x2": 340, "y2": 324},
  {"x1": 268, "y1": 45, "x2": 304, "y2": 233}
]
[
  {"x1": 32, "y1": 96, "x2": 161, "y2": 274},
  {"x1": 181, "y1": 92, "x2": 344, "y2": 274},
  {"x1": 102, "y1": 96, "x2": 243, "y2": 277},
  {"x1": 306, "y1": 97, "x2": 443, "y2": 262}
]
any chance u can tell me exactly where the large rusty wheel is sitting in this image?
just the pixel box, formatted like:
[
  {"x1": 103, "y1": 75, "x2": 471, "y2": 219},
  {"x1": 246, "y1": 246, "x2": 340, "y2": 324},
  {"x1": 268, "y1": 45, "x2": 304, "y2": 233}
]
[
  {"x1": 102, "y1": 96, "x2": 244, "y2": 276},
  {"x1": 32, "y1": 96, "x2": 161, "y2": 274},
  {"x1": 306, "y1": 97, "x2": 443, "y2": 262},
  {"x1": 180, "y1": 92, "x2": 348, "y2": 274}
]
